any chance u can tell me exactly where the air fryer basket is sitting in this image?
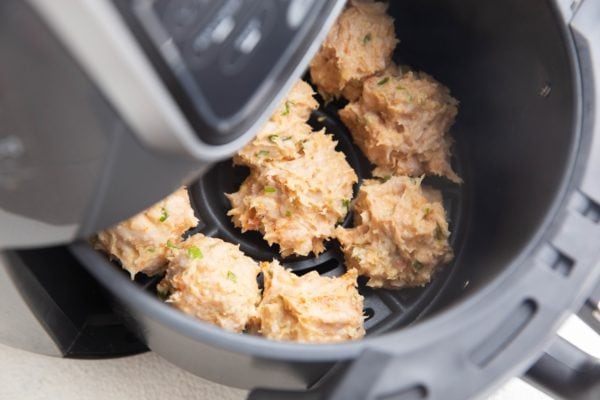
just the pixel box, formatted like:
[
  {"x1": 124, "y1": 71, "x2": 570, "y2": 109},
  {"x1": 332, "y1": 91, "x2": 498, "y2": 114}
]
[
  {"x1": 189, "y1": 105, "x2": 467, "y2": 335},
  {"x1": 71, "y1": 1, "x2": 600, "y2": 399}
]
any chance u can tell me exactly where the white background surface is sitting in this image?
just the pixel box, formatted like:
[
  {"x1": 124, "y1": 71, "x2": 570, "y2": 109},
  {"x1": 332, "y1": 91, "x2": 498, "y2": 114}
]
[{"x1": 1, "y1": 316, "x2": 598, "y2": 400}]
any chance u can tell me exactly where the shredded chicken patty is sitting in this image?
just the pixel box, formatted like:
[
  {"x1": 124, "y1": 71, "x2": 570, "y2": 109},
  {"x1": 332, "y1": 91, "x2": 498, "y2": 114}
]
[
  {"x1": 336, "y1": 176, "x2": 453, "y2": 288},
  {"x1": 339, "y1": 67, "x2": 461, "y2": 182},
  {"x1": 310, "y1": 0, "x2": 397, "y2": 101},
  {"x1": 228, "y1": 81, "x2": 357, "y2": 257},
  {"x1": 254, "y1": 261, "x2": 365, "y2": 343},
  {"x1": 158, "y1": 234, "x2": 261, "y2": 333},
  {"x1": 94, "y1": 187, "x2": 198, "y2": 278}
]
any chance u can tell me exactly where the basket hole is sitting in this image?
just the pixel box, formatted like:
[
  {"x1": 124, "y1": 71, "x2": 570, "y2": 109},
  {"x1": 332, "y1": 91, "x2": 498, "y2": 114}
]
[{"x1": 364, "y1": 307, "x2": 375, "y2": 321}]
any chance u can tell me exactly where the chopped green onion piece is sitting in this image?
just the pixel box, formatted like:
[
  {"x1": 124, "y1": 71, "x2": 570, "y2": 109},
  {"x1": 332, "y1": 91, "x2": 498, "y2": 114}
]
[
  {"x1": 146, "y1": 247, "x2": 156, "y2": 253},
  {"x1": 363, "y1": 32, "x2": 372, "y2": 44},
  {"x1": 187, "y1": 246, "x2": 203, "y2": 259},
  {"x1": 382, "y1": 175, "x2": 392, "y2": 182},
  {"x1": 227, "y1": 270, "x2": 237, "y2": 283},
  {"x1": 397, "y1": 85, "x2": 415, "y2": 102},
  {"x1": 434, "y1": 223, "x2": 445, "y2": 241},
  {"x1": 281, "y1": 101, "x2": 292, "y2": 116},
  {"x1": 411, "y1": 260, "x2": 424, "y2": 271},
  {"x1": 342, "y1": 199, "x2": 351, "y2": 210},
  {"x1": 268, "y1": 135, "x2": 279, "y2": 143},
  {"x1": 264, "y1": 186, "x2": 276, "y2": 193},
  {"x1": 377, "y1": 76, "x2": 390, "y2": 86},
  {"x1": 255, "y1": 150, "x2": 269, "y2": 157},
  {"x1": 282, "y1": 136, "x2": 293, "y2": 141},
  {"x1": 166, "y1": 240, "x2": 178, "y2": 249},
  {"x1": 424, "y1": 207, "x2": 432, "y2": 216},
  {"x1": 159, "y1": 207, "x2": 169, "y2": 222}
]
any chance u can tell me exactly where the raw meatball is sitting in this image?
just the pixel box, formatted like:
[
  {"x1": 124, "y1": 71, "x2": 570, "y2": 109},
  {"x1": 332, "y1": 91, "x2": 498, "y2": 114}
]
[
  {"x1": 255, "y1": 261, "x2": 365, "y2": 343},
  {"x1": 228, "y1": 80, "x2": 357, "y2": 257},
  {"x1": 310, "y1": 0, "x2": 397, "y2": 101},
  {"x1": 94, "y1": 187, "x2": 198, "y2": 278},
  {"x1": 158, "y1": 234, "x2": 261, "y2": 333},
  {"x1": 227, "y1": 129, "x2": 357, "y2": 257},
  {"x1": 339, "y1": 67, "x2": 461, "y2": 182},
  {"x1": 335, "y1": 176, "x2": 453, "y2": 289}
]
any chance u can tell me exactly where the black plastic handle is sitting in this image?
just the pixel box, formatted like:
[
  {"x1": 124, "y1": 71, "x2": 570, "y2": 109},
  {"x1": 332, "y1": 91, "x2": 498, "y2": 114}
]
[
  {"x1": 524, "y1": 336, "x2": 600, "y2": 400},
  {"x1": 524, "y1": 280, "x2": 600, "y2": 400}
]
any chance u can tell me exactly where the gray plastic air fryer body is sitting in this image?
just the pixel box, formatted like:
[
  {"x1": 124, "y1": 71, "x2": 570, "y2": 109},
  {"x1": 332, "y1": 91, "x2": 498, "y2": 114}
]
[
  {"x1": 0, "y1": 0, "x2": 345, "y2": 249},
  {"x1": 69, "y1": 0, "x2": 600, "y2": 399},
  {"x1": 4, "y1": 1, "x2": 600, "y2": 400}
]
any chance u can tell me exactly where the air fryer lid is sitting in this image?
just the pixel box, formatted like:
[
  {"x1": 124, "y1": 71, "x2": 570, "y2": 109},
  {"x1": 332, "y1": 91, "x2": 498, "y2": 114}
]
[
  {"x1": 1, "y1": 0, "x2": 346, "y2": 249},
  {"x1": 71, "y1": 0, "x2": 600, "y2": 399},
  {"x1": 115, "y1": 0, "x2": 349, "y2": 145}
]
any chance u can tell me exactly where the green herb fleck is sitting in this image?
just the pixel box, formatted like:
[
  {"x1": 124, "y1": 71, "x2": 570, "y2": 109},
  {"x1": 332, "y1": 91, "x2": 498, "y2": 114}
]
[
  {"x1": 255, "y1": 150, "x2": 270, "y2": 157},
  {"x1": 396, "y1": 85, "x2": 415, "y2": 102},
  {"x1": 159, "y1": 207, "x2": 169, "y2": 222},
  {"x1": 268, "y1": 134, "x2": 279, "y2": 143},
  {"x1": 264, "y1": 186, "x2": 277, "y2": 193},
  {"x1": 285, "y1": 209, "x2": 292, "y2": 217},
  {"x1": 281, "y1": 101, "x2": 292, "y2": 116},
  {"x1": 342, "y1": 199, "x2": 351, "y2": 210},
  {"x1": 363, "y1": 32, "x2": 372, "y2": 44},
  {"x1": 411, "y1": 260, "x2": 424, "y2": 272},
  {"x1": 382, "y1": 175, "x2": 392, "y2": 182},
  {"x1": 227, "y1": 270, "x2": 237, "y2": 283},
  {"x1": 282, "y1": 136, "x2": 293, "y2": 141},
  {"x1": 434, "y1": 223, "x2": 445, "y2": 241},
  {"x1": 377, "y1": 76, "x2": 390, "y2": 86},
  {"x1": 187, "y1": 245, "x2": 203, "y2": 259},
  {"x1": 166, "y1": 240, "x2": 178, "y2": 249},
  {"x1": 424, "y1": 207, "x2": 432, "y2": 216},
  {"x1": 146, "y1": 247, "x2": 156, "y2": 253}
]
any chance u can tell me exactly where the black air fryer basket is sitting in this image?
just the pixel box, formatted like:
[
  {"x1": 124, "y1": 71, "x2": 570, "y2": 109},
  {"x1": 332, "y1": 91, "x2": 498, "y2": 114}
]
[{"x1": 71, "y1": 1, "x2": 600, "y2": 399}]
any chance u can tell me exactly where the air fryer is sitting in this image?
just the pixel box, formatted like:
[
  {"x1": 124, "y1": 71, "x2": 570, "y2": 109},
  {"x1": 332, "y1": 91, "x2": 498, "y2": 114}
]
[{"x1": 2, "y1": 1, "x2": 600, "y2": 400}]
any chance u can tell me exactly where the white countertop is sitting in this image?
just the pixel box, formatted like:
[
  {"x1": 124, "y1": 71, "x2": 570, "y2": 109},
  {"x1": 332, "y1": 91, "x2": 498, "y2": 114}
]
[{"x1": 0, "y1": 316, "x2": 597, "y2": 400}]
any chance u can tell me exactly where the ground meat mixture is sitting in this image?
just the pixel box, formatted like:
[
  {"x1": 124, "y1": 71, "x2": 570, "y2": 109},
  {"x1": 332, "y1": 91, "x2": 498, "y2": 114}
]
[
  {"x1": 336, "y1": 176, "x2": 453, "y2": 288},
  {"x1": 253, "y1": 260, "x2": 365, "y2": 342},
  {"x1": 93, "y1": 187, "x2": 198, "y2": 278},
  {"x1": 158, "y1": 234, "x2": 261, "y2": 333},
  {"x1": 228, "y1": 81, "x2": 357, "y2": 257},
  {"x1": 339, "y1": 66, "x2": 461, "y2": 182},
  {"x1": 310, "y1": 0, "x2": 397, "y2": 101}
]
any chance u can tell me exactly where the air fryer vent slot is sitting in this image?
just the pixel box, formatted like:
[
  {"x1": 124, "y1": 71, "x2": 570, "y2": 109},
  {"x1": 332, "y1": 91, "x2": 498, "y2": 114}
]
[
  {"x1": 569, "y1": 191, "x2": 600, "y2": 223},
  {"x1": 583, "y1": 200, "x2": 600, "y2": 223},
  {"x1": 469, "y1": 299, "x2": 538, "y2": 367},
  {"x1": 536, "y1": 244, "x2": 574, "y2": 277},
  {"x1": 376, "y1": 385, "x2": 427, "y2": 400}
]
